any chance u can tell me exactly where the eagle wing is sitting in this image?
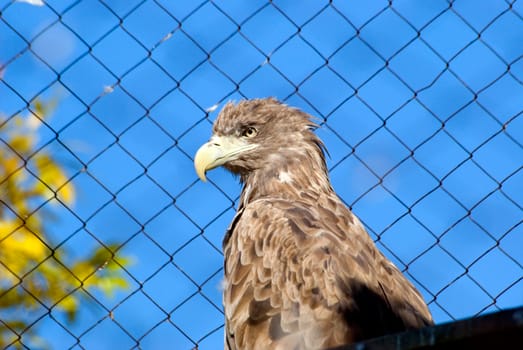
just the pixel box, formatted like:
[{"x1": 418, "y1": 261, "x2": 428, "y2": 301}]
[{"x1": 223, "y1": 196, "x2": 433, "y2": 350}]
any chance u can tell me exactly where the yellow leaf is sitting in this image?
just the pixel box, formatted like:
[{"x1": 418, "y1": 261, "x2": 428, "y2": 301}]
[
  {"x1": 0, "y1": 223, "x2": 48, "y2": 276},
  {"x1": 32, "y1": 96, "x2": 57, "y2": 120},
  {"x1": 24, "y1": 237, "x2": 47, "y2": 260},
  {"x1": 33, "y1": 155, "x2": 75, "y2": 205},
  {"x1": 58, "y1": 295, "x2": 77, "y2": 312},
  {"x1": 1, "y1": 156, "x2": 23, "y2": 177},
  {"x1": 33, "y1": 99, "x2": 46, "y2": 117},
  {"x1": 94, "y1": 275, "x2": 129, "y2": 297},
  {"x1": 9, "y1": 229, "x2": 47, "y2": 259},
  {"x1": 8, "y1": 135, "x2": 33, "y2": 154},
  {"x1": 71, "y1": 261, "x2": 95, "y2": 281},
  {"x1": 0, "y1": 220, "x2": 19, "y2": 240},
  {"x1": 57, "y1": 181, "x2": 75, "y2": 205},
  {"x1": 57, "y1": 294, "x2": 78, "y2": 322}
]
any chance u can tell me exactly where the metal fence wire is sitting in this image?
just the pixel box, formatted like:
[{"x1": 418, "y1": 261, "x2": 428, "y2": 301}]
[{"x1": 0, "y1": 0, "x2": 522, "y2": 349}]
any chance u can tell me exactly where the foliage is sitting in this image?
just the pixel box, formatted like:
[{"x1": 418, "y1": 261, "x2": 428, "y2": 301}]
[{"x1": 0, "y1": 97, "x2": 130, "y2": 348}]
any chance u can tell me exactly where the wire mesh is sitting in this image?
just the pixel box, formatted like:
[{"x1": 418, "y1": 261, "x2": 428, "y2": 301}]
[{"x1": 0, "y1": 0, "x2": 522, "y2": 349}]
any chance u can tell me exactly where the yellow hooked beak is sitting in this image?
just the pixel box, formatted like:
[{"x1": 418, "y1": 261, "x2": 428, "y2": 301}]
[{"x1": 194, "y1": 135, "x2": 258, "y2": 181}]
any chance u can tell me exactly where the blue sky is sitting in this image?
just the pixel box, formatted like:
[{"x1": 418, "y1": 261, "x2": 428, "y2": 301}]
[{"x1": 1, "y1": 0, "x2": 522, "y2": 349}]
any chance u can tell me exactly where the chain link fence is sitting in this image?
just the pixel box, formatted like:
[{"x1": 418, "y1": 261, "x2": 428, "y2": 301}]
[{"x1": 1, "y1": 0, "x2": 522, "y2": 349}]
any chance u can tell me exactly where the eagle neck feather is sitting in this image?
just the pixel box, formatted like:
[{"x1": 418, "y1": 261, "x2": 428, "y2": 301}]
[{"x1": 240, "y1": 140, "x2": 332, "y2": 206}]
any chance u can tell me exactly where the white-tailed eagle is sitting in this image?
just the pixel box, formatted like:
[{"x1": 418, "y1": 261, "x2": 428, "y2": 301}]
[{"x1": 194, "y1": 98, "x2": 433, "y2": 350}]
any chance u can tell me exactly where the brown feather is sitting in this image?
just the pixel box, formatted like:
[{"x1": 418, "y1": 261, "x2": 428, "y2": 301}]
[{"x1": 203, "y1": 98, "x2": 433, "y2": 349}]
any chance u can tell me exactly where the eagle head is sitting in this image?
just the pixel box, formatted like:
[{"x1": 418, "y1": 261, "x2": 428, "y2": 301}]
[{"x1": 194, "y1": 98, "x2": 325, "y2": 183}]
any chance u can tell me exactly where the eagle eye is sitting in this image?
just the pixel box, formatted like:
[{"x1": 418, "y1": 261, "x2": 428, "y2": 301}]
[{"x1": 242, "y1": 127, "x2": 257, "y2": 138}]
